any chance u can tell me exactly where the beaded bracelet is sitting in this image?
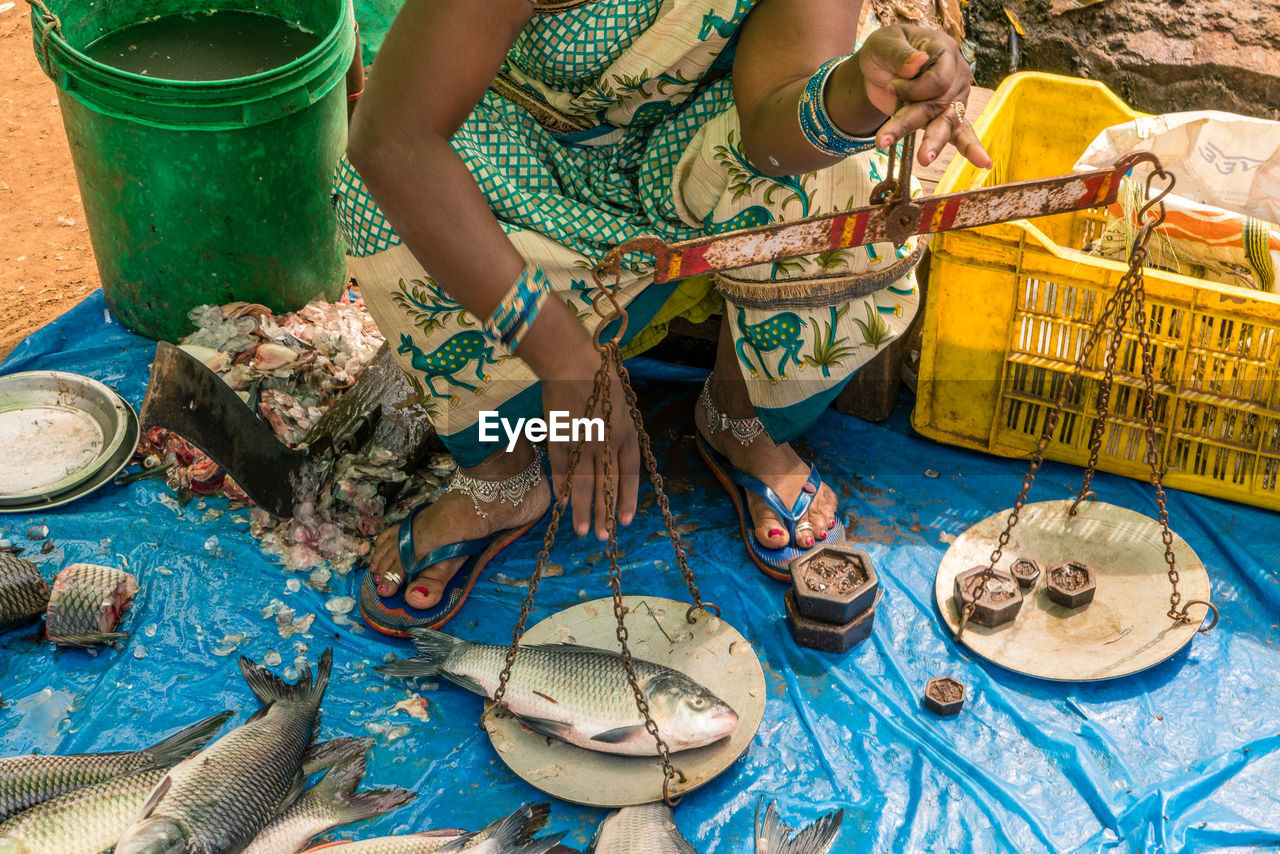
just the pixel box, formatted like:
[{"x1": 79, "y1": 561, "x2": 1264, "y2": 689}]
[
  {"x1": 482, "y1": 265, "x2": 552, "y2": 352},
  {"x1": 798, "y1": 54, "x2": 879, "y2": 158}
]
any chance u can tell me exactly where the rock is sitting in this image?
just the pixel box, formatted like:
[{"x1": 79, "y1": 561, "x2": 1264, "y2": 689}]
[{"x1": 970, "y1": 0, "x2": 1280, "y2": 120}]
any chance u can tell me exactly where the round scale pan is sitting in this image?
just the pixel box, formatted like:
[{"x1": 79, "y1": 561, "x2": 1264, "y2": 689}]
[
  {"x1": 483, "y1": 595, "x2": 765, "y2": 807},
  {"x1": 0, "y1": 371, "x2": 131, "y2": 504},
  {"x1": 0, "y1": 397, "x2": 139, "y2": 515},
  {"x1": 935, "y1": 500, "x2": 1212, "y2": 681}
]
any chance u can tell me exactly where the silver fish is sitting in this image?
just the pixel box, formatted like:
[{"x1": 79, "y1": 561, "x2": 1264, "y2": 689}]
[
  {"x1": 588, "y1": 800, "x2": 844, "y2": 854},
  {"x1": 115, "y1": 649, "x2": 333, "y2": 854},
  {"x1": 45, "y1": 562, "x2": 139, "y2": 647},
  {"x1": 0, "y1": 767, "x2": 166, "y2": 854},
  {"x1": 588, "y1": 803, "x2": 696, "y2": 854},
  {"x1": 0, "y1": 737, "x2": 369, "y2": 854},
  {"x1": 0, "y1": 711, "x2": 232, "y2": 822},
  {"x1": 0, "y1": 555, "x2": 49, "y2": 634},
  {"x1": 752, "y1": 800, "x2": 843, "y2": 854},
  {"x1": 378, "y1": 630, "x2": 738, "y2": 756},
  {"x1": 297, "y1": 802, "x2": 560, "y2": 853},
  {"x1": 243, "y1": 752, "x2": 416, "y2": 854}
]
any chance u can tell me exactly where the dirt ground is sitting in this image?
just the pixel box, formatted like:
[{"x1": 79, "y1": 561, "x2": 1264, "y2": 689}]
[{"x1": 0, "y1": 7, "x2": 99, "y2": 361}]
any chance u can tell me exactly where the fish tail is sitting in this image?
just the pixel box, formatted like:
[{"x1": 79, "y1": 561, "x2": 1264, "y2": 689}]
[
  {"x1": 375, "y1": 628, "x2": 463, "y2": 679},
  {"x1": 239, "y1": 647, "x2": 334, "y2": 708},
  {"x1": 301, "y1": 736, "x2": 375, "y2": 775},
  {"x1": 142, "y1": 710, "x2": 234, "y2": 768},
  {"x1": 462, "y1": 802, "x2": 556, "y2": 854},
  {"x1": 509, "y1": 832, "x2": 567, "y2": 854},
  {"x1": 323, "y1": 750, "x2": 416, "y2": 824},
  {"x1": 755, "y1": 798, "x2": 844, "y2": 854}
]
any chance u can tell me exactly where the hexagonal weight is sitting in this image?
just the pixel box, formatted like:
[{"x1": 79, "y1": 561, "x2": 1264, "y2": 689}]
[
  {"x1": 784, "y1": 588, "x2": 875, "y2": 654},
  {"x1": 1046, "y1": 561, "x2": 1097, "y2": 609},
  {"x1": 790, "y1": 543, "x2": 879, "y2": 625},
  {"x1": 923, "y1": 676, "x2": 966, "y2": 716},
  {"x1": 953, "y1": 566, "x2": 1023, "y2": 628},
  {"x1": 1010, "y1": 558, "x2": 1041, "y2": 590}
]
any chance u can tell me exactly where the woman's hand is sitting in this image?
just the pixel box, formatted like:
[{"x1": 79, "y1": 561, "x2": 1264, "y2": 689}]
[
  {"x1": 734, "y1": 0, "x2": 990, "y2": 177},
  {"x1": 516, "y1": 296, "x2": 640, "y2": 540},
  {"x1": 855, "y1": 25, "x2": 992, "y2": 169},
  {"x1": 538, "y1": 344, "x2": 641, "y2": 541}
]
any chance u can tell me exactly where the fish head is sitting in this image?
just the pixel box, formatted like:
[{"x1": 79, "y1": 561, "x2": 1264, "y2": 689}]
[
  {"x1": 114, "y1": 817, "x2": 189, "y2": 854},
  {"x1": 645, "y1": 672, "x2": 740, "y2": 750}
]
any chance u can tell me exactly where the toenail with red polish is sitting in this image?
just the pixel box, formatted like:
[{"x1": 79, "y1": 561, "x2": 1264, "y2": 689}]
[
  {"x1": 377, "y1": 585, "x2": 391, "y2": 596},
  {"x1": 769, "y1": 528, "x2": 785, "y2": 538},
  {"x1": 412, "y1": 586, "x2": 430, "y2": 597}
]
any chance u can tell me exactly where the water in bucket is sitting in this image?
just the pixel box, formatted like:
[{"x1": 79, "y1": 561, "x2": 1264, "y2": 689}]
[{"x1": 84, "y1": 11, "x2": 322, "y2": 81}]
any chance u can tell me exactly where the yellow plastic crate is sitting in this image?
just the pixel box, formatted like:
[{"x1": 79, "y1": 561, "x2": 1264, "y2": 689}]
[{"x1": 912, "y1": 72, "x2": 1280, "y2": 510}]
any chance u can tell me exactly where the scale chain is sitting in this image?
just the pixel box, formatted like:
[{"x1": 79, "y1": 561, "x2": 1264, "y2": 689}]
[
  {"x1": 957, "y1": 159, "x2": 1213, "y2": 638},
  {"x1": 957, "y1": 271, "x2": 1129, "y2": 637},
  {"x1": 486, "y1": 258, "x2": 720, "y2": 807}
]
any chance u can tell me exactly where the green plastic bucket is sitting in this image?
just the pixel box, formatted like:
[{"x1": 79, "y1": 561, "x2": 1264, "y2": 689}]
[{"x1": 31, "y1": 0, "x2": 355, "y2": 341}]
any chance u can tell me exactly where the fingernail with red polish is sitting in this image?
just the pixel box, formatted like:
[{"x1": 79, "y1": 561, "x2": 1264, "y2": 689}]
[
  {"x1": 929, "y1": 151, "x2": 936, "y2": 161},
  {"x1": 768, "y1": 528, "x2": 785, "y2": 539},
  {"x1": 881, "y1": 136, "x2": 894, "y2": 147}
]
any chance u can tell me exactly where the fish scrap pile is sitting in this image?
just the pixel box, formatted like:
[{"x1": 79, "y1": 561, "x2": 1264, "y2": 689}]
[
  {"x1": 0, "y1": 555, "x2": 139, "y2": 649},
  {"x1": 134, "y1": 297, "x2": 456, "y2": 575}
]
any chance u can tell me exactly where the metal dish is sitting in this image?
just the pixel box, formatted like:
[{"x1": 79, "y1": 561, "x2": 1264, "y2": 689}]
[
  {"x1": 935, "y1": 500, "x2": 1211, "y2": 681},
  {"x1": 0, "y1": 372, "x2": 131, "y2": 504},
  {"x1": 0, "y1": 396, "x2": 139, "y2": 515},
  {"x1": 483, "y1": 596, "x2": 765, "y2": 807}
]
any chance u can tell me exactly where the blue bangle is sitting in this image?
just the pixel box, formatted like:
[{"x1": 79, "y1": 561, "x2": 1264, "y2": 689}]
[
  {"x1": 482, "y1": 266, "x2": 552, "y2": 352},
  {"x1": 798, "y1": 54, "x2": 879, "y2": 158}
]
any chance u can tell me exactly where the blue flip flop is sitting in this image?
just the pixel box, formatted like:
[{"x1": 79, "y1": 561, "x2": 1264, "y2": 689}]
[
  {"x1": 359, "y1": 502, "x2": 537, "y2": 638},
  {"x1": 696, "y1": 433, "x2": 847, "y2": 581}
]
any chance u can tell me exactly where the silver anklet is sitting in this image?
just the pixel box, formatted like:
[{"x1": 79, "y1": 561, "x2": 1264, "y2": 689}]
[
  {"x1": 699, "y1": 380, "x2": 767, "y2": 447},
  {"x1": 445, "y1": 450, "x2": 544, "y2": 518}
]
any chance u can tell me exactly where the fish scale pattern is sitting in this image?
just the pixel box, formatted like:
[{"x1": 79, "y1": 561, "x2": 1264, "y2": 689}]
[
  {"x1": 592, "y1": 802, "x2": 699, "y2": 854},
  {"x1": 0, "y1": 554, "x2": 50, "y2": 633},
  {"x1": 45, "y1": 563, "x2": 138, "y2": 645},
  {"x1": 0, "y1": 768, "x2": 166, "y2": 852},
  {"x1": 154, "y1": 709, "x2": 317, "y2": 852},
  {"x1": 0, "y1": 752, "x2": 150, "y2": 822}
]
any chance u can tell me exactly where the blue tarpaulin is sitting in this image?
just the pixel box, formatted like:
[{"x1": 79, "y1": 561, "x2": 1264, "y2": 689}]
[{"x1": 1, "y1": 293, "x2": 1278, "y2": 853}]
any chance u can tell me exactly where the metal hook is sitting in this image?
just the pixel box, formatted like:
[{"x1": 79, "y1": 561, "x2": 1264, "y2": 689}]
[
  {"x1": 685, "y1": 601, "x2": 721, "y2": 624},
  {"x1": 1180, "y1": 599, "x2": 1219, "y2": 634},
  {"x1": 662, "y1": 768, "x2": 689, "y2": 807},
  {"x1": 1068, "y1": 490, "x2": 1096, "y2": 517}
]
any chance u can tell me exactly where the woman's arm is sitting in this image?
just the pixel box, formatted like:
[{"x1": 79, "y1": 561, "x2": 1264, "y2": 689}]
[
  {"x1": 347, "y1": 1, "x2": 638, "y2": 536},
  {"x1": 346, "y1": 0, "x2": 592, "y2": 385},
  {"x1": 732, "y1": 0, "x2": 991, "y2": 177}
]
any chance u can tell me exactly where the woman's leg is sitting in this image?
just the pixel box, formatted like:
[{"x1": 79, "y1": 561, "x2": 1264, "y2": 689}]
[
  {"x1": 649, "y1": 90, "x2": 924, "y2": 549},
  {"x1": 335, "y1": 157, "x2": 669, "y2": 607}
]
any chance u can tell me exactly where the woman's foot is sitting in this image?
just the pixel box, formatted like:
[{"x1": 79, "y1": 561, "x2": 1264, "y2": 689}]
[
  {"x1": 369, "y1": 441, "x2": 550, "y2": 609},
  {"x1": 695, "y1": 379, "x2": 839, "y2": 550},
  {"x1": 697, "y1": 318, "x2": 839, "y2": 550}
]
